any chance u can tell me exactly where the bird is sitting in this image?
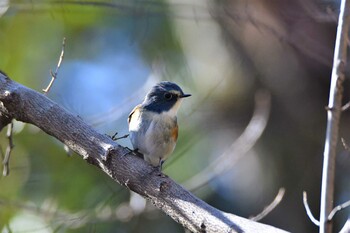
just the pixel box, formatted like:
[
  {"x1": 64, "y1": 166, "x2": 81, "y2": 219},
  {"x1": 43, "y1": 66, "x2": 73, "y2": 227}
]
[{"x1": 128, "y1": 81, "x2": 191, "y2": 170}]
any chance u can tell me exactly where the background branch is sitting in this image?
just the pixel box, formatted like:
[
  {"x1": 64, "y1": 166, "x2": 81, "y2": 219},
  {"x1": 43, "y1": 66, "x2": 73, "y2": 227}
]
[
  {"x1": 328, "y1": 199, "x2": 350, "y2": 221},
  {"x1": 319, "y1": 0, "x2": 350, "y2": 232},
  {"x1": 2, "y1": 121, "x2": 14, "y2": 176},
  {"x1": 0, "y1": 74, "x2": 288, "y2": 233},
  {"x1": 303, "y1": 191, "x2": 320, "y2": 226},
  {"x1": 250, "y1": 188, "x2": 285, "y2": 222},
  {"x1": 183, "y1": 90, "x2": 271, "y2": 191}
]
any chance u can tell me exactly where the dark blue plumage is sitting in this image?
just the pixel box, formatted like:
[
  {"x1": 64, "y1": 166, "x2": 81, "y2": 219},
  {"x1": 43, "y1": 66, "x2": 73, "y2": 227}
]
[{"x1": 142, "y1": 81, "x2": 190, "y2": 113}]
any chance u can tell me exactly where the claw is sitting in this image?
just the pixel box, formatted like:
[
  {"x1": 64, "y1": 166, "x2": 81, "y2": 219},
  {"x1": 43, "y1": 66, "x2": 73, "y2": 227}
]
[
  {"x1": 152, "y1": 159, "x2": 167, "y2": 177},
  {"x1": 121, "y1": 147, "x2": 135, "y2": 156}
]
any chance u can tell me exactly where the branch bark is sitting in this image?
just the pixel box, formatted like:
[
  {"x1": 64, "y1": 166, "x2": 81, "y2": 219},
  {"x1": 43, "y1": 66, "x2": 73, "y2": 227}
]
[
  {"x1": 320, "y1": 1, "x2": 350, "y2": 233},
  {"x1": 0, "y1": 73, "x2": 288, "y2": 233}
]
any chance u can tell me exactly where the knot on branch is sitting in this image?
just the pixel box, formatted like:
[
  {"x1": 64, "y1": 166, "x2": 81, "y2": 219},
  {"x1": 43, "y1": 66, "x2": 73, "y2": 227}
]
[
  {"x1": 159, "y1": 181, "x2": 170, "y2": 193},
  {"x1": 85, "y1": 155, "x2": 99, "y2": 166},
  {"x1": 0, "y1": 90, "x2": 17, "y2": 129},
  {"x1": 0, "y1": 111, "x2": 12, "y2": 132},
  {"x1": 200, "y1": 222, "x2": 207, "y2": 233},
  {"x1": 0, "y1": 89, "x2": 19, "y2": 109}
]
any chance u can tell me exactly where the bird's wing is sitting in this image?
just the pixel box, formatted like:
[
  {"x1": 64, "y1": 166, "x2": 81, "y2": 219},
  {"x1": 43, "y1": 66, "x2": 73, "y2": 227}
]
[{"x1": 128, "y1": 104, "x2": 141, "y2": 125}]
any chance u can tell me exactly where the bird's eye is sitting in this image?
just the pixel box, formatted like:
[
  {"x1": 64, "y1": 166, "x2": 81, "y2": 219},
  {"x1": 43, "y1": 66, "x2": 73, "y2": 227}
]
[{"x1": 164, "y1": 93, "x2": 172, "y2": 100}]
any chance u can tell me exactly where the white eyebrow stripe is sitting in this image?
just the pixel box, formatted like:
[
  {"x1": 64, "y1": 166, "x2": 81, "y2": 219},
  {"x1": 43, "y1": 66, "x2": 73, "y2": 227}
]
[{"x1": 169, "y1": 90, "x2": 181, "y2": 95}]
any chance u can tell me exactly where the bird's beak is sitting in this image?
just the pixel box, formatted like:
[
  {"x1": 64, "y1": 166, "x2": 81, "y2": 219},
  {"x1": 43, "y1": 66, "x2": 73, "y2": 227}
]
[{"x1": 180, "y1": 94, "x2": 191, "y2": 98}]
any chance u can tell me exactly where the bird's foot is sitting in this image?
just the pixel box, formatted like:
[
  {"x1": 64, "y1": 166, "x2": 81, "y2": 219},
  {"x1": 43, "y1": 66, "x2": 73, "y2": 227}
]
[
  {"x1": 151, "y1": 160, "x2": 167, "y2": 178},
  {"x1": 120, "y1": 147, "x2": 136, "y2": 156},
  {"x1": 132, "y1": 149, "x2": 144, "y2": 159},
  {"x1": 121, "y1": 148, "x2": 144, "y2": 160},
  {"x1": 151, "y1": 166, "x2": 168, "y2": 178}
]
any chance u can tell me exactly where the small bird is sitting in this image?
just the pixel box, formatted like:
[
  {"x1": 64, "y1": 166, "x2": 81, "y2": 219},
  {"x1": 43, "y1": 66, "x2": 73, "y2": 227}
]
[{"x1": 128, "y1": 81, "x2": 191, "y2": 170}]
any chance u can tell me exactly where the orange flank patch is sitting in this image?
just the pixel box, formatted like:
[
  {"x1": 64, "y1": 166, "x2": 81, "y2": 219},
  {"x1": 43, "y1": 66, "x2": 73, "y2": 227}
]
[{"x1": 172, "y1": 124, "x2": 178, "y2": 141}]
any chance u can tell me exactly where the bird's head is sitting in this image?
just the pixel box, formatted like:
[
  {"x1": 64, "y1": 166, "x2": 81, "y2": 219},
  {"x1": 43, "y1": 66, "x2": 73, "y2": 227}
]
[{"x1": 142, "y1": 81, "x2": 191, "y2": 115}]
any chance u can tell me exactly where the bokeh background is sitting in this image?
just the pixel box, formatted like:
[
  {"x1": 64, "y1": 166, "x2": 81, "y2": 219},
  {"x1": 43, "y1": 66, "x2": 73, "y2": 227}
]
[{"x1": 1, "y1": 0, "x2": 350, "y2": 232}]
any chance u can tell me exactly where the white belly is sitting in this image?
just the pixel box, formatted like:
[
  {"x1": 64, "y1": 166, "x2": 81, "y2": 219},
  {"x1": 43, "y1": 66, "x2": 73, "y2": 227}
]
[{"x1": 129, "y1": 111, "x2": 177, "y2": 166}]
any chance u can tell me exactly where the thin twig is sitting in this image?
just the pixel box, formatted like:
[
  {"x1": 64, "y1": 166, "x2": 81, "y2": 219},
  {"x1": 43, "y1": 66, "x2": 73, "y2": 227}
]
[
  {"x1": 328, "y1": 199, "x2": 350, "y2": 221},
  {"x1": 250, "y1": 188, "x2": 285, "y2": 222},
  {"x1": 42, "y1": 37, "x2": 66, "y2": 93},
  {"x1": 339, "y1": 218, "x2": 350, "y2": 233},
  {"x1": 2, "y1": 121, "x2": 14, "y2": 176},
  {"x1": 341, "y1": 101, "x2": 350, "y2": 111},
  {"x1": 320, "y1": 0, "x2": 350, "y2": 232},
  {"x1": 303, "y1": 191, "x2": 320, "y2": 226}
]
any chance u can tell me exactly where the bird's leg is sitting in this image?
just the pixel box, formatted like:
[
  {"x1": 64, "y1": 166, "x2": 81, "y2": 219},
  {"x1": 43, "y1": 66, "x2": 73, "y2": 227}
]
[
  {"x1": 132, "y1": 149, "x2": 144, "y2": 159},
  {"x1": 159, "y1": 159, "x2": 164, "y2": 171},
  {"x1": 152, "y1": 159, "x2": 167, "y2": 177},
  {"x1": 121, "y1": 148, "x2": 143, "y2": 158}
]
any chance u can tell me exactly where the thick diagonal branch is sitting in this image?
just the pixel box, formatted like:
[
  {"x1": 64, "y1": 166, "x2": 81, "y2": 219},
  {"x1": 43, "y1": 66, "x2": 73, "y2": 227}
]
[{"x1": 0, "y1": 74, "x2": 288, "y2": 233}]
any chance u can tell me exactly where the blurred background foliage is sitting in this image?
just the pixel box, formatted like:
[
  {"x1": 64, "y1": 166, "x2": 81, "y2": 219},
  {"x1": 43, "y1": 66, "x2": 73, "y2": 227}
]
[{"x1": 0, "y1": 0, "x2": 350, "y2": 232}]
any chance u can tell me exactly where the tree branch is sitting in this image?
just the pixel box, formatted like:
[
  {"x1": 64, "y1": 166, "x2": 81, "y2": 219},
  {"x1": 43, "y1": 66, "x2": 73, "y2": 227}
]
[
  {"x1": 0, "y1": 74, "x2": 288, "y2": 233},
  {"x1": 320, "y1": 0, "x2": 350, "y2": 232},
  {"x1": 0, "y1": 71, "x2": 12, "y2": 129}
]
